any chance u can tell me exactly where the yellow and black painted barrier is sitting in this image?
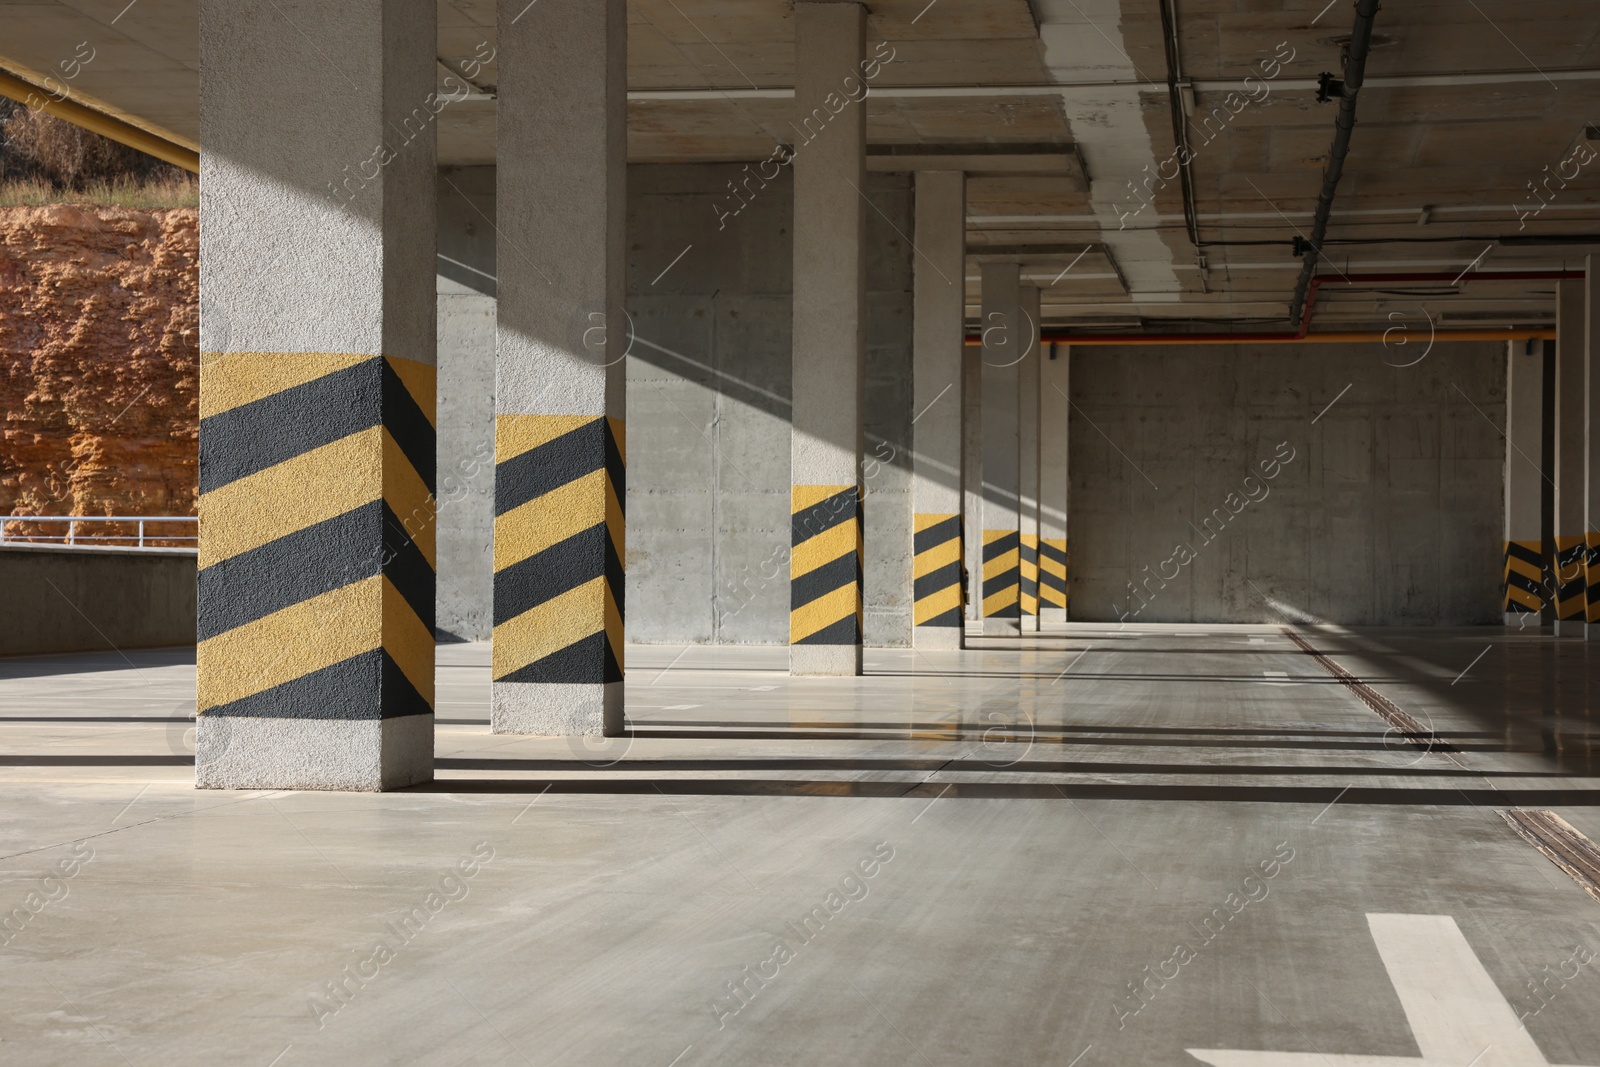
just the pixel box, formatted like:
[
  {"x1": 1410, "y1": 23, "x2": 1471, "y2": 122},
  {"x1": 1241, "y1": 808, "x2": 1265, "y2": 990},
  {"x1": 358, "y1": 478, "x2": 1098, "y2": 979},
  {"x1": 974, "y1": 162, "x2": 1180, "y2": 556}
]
[
  {"x1": 912, "y1": 513, "x2": 962, "y2": 628},
  {"x1": 1555, "y1": 535, "x2": 1586, "y2": 622},
  {"x1": 1040, "y1": 537, "x2": 1068, "y2": 612},
  {"x1": 1589, "y1": 533, "x2": 1600, "y2": 624},
  {"x1": 196, "y1": 353, "x2": 436, "y2": 719},
  {"x1": 1503, "y1": 539, "x2": 1542, "y2": 616},
  {"x1": 791, "y1": 484, "x2": 862, "y2": 645},
  {"x1": 492, "y1": 415, "x2": 624, "y2": 685},
  {"x1": 981, "y1": 529, "x2": 1020, "y2": 618},
  {"x1": 1019, "y1": 532, "x2": 1039, "y2": 618}
]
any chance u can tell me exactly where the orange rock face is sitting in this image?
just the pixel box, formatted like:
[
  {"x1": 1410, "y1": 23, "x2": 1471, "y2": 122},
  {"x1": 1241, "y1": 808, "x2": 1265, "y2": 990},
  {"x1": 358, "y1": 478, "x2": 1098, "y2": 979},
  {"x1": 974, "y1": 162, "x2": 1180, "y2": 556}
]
[{"x1": 0, "y1": 205, "x2": 197, "y2": 544}]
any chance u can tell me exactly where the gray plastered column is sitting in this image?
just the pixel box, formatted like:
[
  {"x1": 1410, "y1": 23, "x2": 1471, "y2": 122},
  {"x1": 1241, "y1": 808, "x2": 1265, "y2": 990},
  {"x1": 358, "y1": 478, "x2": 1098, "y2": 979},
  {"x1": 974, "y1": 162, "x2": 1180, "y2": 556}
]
[
  {"x1": 1555, "y1": 279, "x2": 1586, "y2": 634},
  {"x1": 1039, "y1": 342, "x2": 1069, "y2": 624},
  {"x1": 979, "y1": 261, "x2": 1022, "y2": 634},
  {"x1": 962, "y1": 343, "x2": 983, "y2": 625},
  {"x1": 1017, "y1": 283, "x2": 1041, "y2": 632},
  {"x1": 910, "y1": 171, "x2": 966, "y2": 650},
  {"x1": 1585, "y1": 257, "x2": 1600, "y2": 637},
  {"x1": 1504, "y1": 339, "x2": 1544, "y2": 626},
  {"x1": 789, "y1": 1, "x2": 867, "y2": 676},
  {"x1": 491, "y1": 0, "x2": 627, "y2": 733},
  {"x1": 195, "y1": 0, "x2": 437, "y2": 791}
]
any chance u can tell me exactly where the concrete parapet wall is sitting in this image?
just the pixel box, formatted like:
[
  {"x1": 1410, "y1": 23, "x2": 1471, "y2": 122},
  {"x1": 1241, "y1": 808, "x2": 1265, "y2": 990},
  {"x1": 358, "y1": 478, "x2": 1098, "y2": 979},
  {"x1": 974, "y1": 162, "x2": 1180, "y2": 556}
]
[{"x1": 0, "y1": 545, "x2": 196, "y2": 655}]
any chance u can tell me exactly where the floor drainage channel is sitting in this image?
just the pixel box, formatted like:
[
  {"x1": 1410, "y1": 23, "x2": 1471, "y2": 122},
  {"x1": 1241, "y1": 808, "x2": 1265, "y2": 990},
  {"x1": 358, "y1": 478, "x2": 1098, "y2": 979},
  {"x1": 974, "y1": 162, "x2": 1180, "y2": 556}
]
[
  {"x1": 1279, "y1": 626, "x2": 1448, "y2": 751},
  {"x1": 1499, "y1": 809, "x2": 1600, "y2": 903}
]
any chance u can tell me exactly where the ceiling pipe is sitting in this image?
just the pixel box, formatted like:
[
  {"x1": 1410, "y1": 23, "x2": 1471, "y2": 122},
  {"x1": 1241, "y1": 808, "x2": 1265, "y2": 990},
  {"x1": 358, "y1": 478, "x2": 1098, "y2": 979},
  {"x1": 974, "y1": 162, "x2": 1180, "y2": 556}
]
[
  {"x1": 0, "y1": 67, "x2": 198, "y2": 173},
  {"x1": 962, "y1": 269, "x2": 1582, "y2": 345},
  {"x1": 1288, "y1": 0, "x2": 1382, "y2": 328}
]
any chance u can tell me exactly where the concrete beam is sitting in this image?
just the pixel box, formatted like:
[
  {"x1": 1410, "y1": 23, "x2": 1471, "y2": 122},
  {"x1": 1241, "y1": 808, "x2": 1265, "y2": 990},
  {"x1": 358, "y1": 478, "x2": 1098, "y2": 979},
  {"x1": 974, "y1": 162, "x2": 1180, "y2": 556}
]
[
  {"x1": 194, "y1": 0, "x2": 437, "y2": 791},
  {"x1": 491, "y1": 0, "x2": 627, "y2": 734},
  {"x1": 911, "y1": 170, "x2": 966, "y2": 650},
  {"x1": 789, "y1": 1, "x2": 867, "y2": 677}
]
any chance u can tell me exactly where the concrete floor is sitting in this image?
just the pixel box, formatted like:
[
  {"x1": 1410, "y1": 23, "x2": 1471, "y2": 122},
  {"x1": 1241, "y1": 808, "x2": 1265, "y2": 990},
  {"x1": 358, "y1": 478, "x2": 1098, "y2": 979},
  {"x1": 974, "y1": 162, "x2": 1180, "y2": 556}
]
[{"x1": 3, "y1": 625, "x2": 1600, "y2": 1066}]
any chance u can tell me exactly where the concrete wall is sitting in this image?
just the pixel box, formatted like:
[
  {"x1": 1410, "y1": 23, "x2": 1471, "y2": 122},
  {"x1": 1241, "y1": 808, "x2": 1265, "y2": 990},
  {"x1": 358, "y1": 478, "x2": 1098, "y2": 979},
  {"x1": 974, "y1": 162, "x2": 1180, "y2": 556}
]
[
  {"x1": 431, "y1": 164, "x2": 916, "y2": 645},
  {"x1": 0, "y1": 546, "x2": 196, "y2": 655},
  {"x1": 1069, "y1": 341, "x2": 1506, "y2": 625}
]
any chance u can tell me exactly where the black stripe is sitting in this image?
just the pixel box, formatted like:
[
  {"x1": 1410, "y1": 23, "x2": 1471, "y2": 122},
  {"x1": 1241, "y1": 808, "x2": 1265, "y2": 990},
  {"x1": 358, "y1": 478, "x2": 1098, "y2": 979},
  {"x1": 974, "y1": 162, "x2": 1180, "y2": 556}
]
[
  {"x1": 791, "y1": 552, "x2": 858, "y2": 610},
  {"x1": 1557, "y1": 544, "x2": 1587, "y2": 568},
  {"x1": 982, "y1": 532, "x2": 1019, "y2": 561},
  {"x1": 1039, "y1": 570, "x2": 1068, "y2": 593},
  {"x1": 1021, "y1": 576, "x2": 1038, "y2": 597},
  {"x1": 200, "y1": 359, "x2": 381, "y2": 494},
  {"x1": 794, "y1": 614, "x2": 859, "y2": 646},
  {"x1": 383, "y1": 503, "x2": 436, "y2": 634},
  {"x1": 791, "y1": 488, "x2": 858, "y2": 546},
  {"x1": 1039, "y1": 541, "x2": 1067, "y2": 565},
  {"x1": 913, "y1": 562, "x2": 961, "y2": 601},
  {"x1": 495, "y1": 419, "x2": 605, "y2": 516},
  {"x1": 1505, "y1": 572, "x2": 1543, "y2": 597},
  {"x1": 381, "y1": 359, "x2": 437, "y2": 497},
  {"x1": 917, "y1": 607, "x2": 962, "y2": 628},
  {"x1": 983, "y1": 569, "x2": 1019, "y2": 598},
  {"x1": 913, "y1": 517, "x2": 960, "y2": 555},
  {"x1": 1505, "y1": 542, "x2": 1541, "y2": 566},
  {"x1": 495, "y1": 630, "x2": 621, "y2": 684},
  {"x1": 1020, "y1": 542, "x2": 1037, "y2": 564},
  {"x1": 604, "y1": 419, "x2": 626, "y2": 505},
  {"x1": 1504, "y1": 600, "x2": 1539, "y2": 614},
  {"x1": 494, "y1": 523, "x2": 606, "y2": 627},
  {"x1": 203, "y1": 648, "x2": 429, "y2": 719}
]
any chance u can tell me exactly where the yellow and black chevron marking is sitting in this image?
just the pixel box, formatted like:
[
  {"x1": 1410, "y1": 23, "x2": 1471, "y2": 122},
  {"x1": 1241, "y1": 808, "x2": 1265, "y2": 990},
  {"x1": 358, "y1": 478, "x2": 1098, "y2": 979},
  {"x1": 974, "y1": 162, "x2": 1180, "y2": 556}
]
[
  {"x1": 1503, "y1": 539, "x2": 1542, "y2": 615},
  {"x1": 196, "y1": 353, "x2": 436, "y2": 719},
  {"x1": 492, "y1": 415, "x2": 624, "y2": 685},
  {"x1": 982, "y1": 529, "x2": 1020, "y2": 618},
  {"x1": 1040, "y1": 537, "x2": 1068, "y2": 610},
  {"x1": 1556, "y1": 535, "x2": 1586, "y2": 621},
  {"x1": 1020, "y1": 533, "x2": 1039, "y2": 617},
  {"x1": 791, "y1": 484, "x2": 862, "y2": 645},
  {"x1": 1588, "y1": 534, "x2": 1600, "y2": 624},
  {"x1": 912, "y1": 513, "x2": 962, "y2": 628}
]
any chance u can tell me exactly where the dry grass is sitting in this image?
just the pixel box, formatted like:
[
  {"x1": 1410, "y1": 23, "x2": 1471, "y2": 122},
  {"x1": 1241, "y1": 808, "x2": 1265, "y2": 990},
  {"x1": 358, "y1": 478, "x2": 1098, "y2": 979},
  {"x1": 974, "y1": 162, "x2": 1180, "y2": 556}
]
[{"x1": 0, "y1": 177, "x2": 197, "y2": 209}]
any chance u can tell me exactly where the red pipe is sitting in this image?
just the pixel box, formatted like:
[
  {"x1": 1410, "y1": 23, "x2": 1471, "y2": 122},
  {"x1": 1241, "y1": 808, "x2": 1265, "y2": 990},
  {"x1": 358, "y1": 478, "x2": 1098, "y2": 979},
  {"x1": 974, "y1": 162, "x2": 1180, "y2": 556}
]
[{"x1": 962, "y1": 269, "x2": 1582, "y2": 346}]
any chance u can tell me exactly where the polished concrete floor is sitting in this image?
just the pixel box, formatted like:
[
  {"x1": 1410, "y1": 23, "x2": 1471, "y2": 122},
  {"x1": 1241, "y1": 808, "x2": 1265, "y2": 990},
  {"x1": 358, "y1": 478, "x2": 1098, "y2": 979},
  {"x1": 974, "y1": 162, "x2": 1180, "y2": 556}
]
[{"x1": 3, "y1": 624, "x2": 1600, "y2": 1066}]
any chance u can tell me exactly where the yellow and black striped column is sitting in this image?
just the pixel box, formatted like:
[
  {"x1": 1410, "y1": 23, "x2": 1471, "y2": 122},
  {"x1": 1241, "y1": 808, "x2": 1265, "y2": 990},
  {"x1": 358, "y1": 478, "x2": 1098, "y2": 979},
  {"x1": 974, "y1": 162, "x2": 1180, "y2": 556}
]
[
  {"x1": 791, "y1": 485, "x2": 863, "y2": 675},
  {"x1": 982, "y1": 529, "x2": 1021, "y2": 621},
  {"x1": 1040, "y1": 537, "x2": 1068, "y2": 616},
  {"x1": 1588, "y1": 534, "x2": 1600, "y2": 627},
  {"x1": 913, "y1": 513, "x2": 963, "y2": 633},
  {"x1": 1555, "y1": 535, "x2": 1586, "y2": 623},
  {"x1": 195, "y1": 354, "x2": 436, "y2": 789},
  {"x1": 1503, "y1": 540, "x2": 1543, "y2": 617},
  {"x1": 492, "y1": 416, "x2": 624, "y2": 734},
  {"x1": 1020, "y1": 533, "x2": 1040, "y2": 622}
]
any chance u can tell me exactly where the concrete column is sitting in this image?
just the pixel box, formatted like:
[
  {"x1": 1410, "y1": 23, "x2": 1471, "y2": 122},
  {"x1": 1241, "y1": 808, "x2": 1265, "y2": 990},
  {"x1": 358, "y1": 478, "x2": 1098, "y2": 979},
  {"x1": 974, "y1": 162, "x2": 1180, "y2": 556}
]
[
  {"x1": 910, "y1": 171, "x2": 966, "y2": 649},
  {"x1": 979, "y1": 261, "x2": 1022, "y2": 634},
  {"x1": 1017, "y1": 283, "x2": 1042, "y2": 633},
  {"x1": 1505, "y1": 339, "x2": 1545, "y2": 625},
  {"x1": 962, "y1": 346, "x2": 983, "y2": 625},
  {"x1": 492, "y1": 0, "x2": 627, "y2": 733},
  {"x1": 789, "y1": 1, "x2": 867, "y2": 676},
  {"x1": 1585, "y1": 257, "x2": 1600, "y2": 637},
  {"x1": 1556, "y1": 278, "x2": 1587, "y2": 634},
  {"x1": 194, "y1": 0, "x2": 437, "y2": 790},
  {"x1": 1039, "y1": 342, "x2": 1069, "y2": 624}
]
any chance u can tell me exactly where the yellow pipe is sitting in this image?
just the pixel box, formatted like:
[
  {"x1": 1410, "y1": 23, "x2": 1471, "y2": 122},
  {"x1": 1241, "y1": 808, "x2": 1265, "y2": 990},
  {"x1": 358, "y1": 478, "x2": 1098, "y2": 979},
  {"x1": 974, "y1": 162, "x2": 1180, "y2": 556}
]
[
  {"x1": 0, "y1": 67, "x2": 199, "y2": 174},
  {"x1": 964, "y1": 328, "x2": 1556, "y2": 347}
]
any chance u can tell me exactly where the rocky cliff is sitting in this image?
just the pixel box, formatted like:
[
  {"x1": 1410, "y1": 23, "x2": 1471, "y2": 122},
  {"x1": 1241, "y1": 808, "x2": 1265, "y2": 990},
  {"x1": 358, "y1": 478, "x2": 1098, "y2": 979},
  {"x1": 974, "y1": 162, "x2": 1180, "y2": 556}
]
[{"x1": 0, "y1": 205, "x2": 197, "y2": 542}]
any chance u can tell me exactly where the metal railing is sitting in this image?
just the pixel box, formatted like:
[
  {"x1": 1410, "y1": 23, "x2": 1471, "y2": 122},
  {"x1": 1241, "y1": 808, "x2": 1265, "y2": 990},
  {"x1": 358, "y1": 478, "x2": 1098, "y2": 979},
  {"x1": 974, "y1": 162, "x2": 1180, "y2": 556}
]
[{"x1": 0, "y1": 515, "x2": 197, "y2": 550}]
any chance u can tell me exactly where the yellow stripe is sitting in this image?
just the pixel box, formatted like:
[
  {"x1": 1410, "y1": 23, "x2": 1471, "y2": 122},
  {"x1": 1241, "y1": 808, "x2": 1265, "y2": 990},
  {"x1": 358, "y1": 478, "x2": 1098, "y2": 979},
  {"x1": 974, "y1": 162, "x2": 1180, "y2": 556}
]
[
  {"x1": 604, "y1": 574, "x2": 624, "y2": 671},
  {"x1": 913, "y1": 512, "x2": 957, "y2": 533},
  {"x1": 383, "y1": 574, "x2": 436, "y2": 706},
  {"x1": 385, "y1": 355, "x2": 437, "y2": 428},
  {"x1": 913, "y1": 537, "x2": 961, "y2": 577},
  {"x1": 791, "y1": 583, "x2": 858, "y2": 643},
  {"x1": 199, "y1": 427, "x2": 381, "y2": 569},
  {"x1": 793, "y1": 483, "x2": 853, "y2": 513},
  {"x1": 493, "y1": 468, "x2": 607, "y2": 572},
  {"x1": 383, "y1": 427, "x2": 437, "y2": 569},
  {"x1": 793, "y1": 520, "x2": 857, "y2": 578},
  {"x1": 914, "y1": 585, "x2": 962, "y2": 625},
  {"x1": 982, "y1": 548, "x2": 1018, "y2": 579},
  {"x1": 492, "y1": 576, "x2": 605, "y2": 678},
  {"x1": 1505, "y1": 556, "x2": 1541, "y2": 582},
  {"x1": 199, "y1": 352, "x2": 371, "y2": 420},
  {"x1": 1506, "y1": 587, "x2": 1542, "y2": 611},
  {"x1": 608, "y1": 415, "x2": 626, "y2": 463},
  {"x1": 982, "y1": 585, "x2": 1018, "y2": 616},
  {"x1": 197, "y1": 575, "x2": 381, "y2": 712},
  {"x1": 496, "y1": 413, "x2": 595, "y2": 464},
  {"x1": 1040, "y1": 557, "x2": 1067, "y2": 579},
  {"x1": 606, "y1": 463, "x2": 625, "y2": 569}
]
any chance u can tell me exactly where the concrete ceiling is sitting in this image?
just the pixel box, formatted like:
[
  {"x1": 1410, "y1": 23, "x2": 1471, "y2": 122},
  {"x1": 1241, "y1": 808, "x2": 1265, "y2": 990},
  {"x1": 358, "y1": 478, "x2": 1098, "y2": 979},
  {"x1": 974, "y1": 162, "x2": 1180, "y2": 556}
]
[{"x1": 2, "y1": 0, "x2": 1598, "y2": 331}]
